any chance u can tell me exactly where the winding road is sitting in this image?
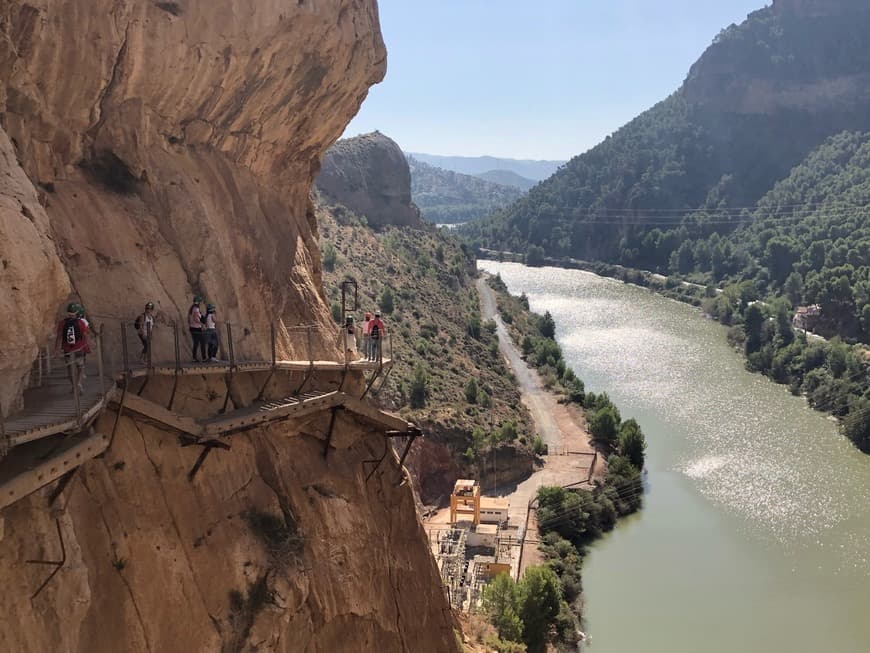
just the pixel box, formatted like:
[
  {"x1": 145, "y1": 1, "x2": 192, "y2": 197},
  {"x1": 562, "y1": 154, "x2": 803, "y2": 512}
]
[{"x1": 477, "y1": 276, "x2": 563, "y2": 451}]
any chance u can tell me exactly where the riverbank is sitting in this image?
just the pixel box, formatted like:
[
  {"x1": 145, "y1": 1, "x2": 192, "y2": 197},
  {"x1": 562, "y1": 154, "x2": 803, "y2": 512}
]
[
  {"x1": 471, "y1": 271, "x2": 648, "y2": 651},
  {"x1": 478, "y1": 250, "x2": 870, "y2": 453},
  {"x1": 480, "y1": 259, "x2": 870, "y2": 653}
]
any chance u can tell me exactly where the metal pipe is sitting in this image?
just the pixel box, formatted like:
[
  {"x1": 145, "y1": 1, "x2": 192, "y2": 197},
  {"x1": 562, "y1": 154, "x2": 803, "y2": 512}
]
[
  {"x1": 73, "y1": 371, "x2": 82, "y2": 428},
  {"x1": 227, "y1": 322, "x2": 235, "y2": 369},
  {"x1": 121, "y1": 322, "x2": 130, "y2": 378},
  {"x1": 97, "y1": 324, "x2": 105, "y2": 392},
  {"x1": 306, "y1": 326, "x2": 313, "y2": 366},
  {"x1": 168, "y1": 322, "x2": 180, "y2": 410},
  {"x1": 0, "y1": 406, "x2": 7, "y2": 459},
  {"x1": 146, "y1": 321, "x2": 153, "y2": 371}
]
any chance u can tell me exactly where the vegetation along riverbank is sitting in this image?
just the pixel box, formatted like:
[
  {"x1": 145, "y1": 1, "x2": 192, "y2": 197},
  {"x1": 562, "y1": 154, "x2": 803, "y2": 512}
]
[
  {"x1": 477, "y1": 273, "x2": 648, "y2": 652},
  {"x1": 479, "y1": 251, "x2": 870, "y2": 454}
]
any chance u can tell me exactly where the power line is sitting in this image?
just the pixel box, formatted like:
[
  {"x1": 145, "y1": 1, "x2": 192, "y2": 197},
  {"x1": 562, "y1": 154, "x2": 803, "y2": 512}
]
[{"x1": 472, "y1": 204, "x2": 870, "y2": 227}]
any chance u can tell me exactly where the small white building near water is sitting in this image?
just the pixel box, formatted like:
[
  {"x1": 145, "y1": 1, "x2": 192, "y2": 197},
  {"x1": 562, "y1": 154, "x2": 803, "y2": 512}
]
[{"x1": 479, "y1": 497, "x2": 509, "y2": 525}]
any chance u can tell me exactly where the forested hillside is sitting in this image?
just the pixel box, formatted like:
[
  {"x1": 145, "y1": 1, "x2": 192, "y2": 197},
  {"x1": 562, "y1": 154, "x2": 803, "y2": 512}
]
[
  {"x1": 408, "y1": 155, "x2": 523, "y2": 224},
  {"x1": 463, "y1": 0, "x2": 870, "y2": 303},
  {"x1": 476, "y1": 169, "x2": 536, "y2": 191}
]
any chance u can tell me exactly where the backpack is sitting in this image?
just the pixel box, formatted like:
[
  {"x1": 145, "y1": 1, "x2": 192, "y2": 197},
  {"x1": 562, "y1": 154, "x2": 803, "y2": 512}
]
[
  {"x1": 63, "y1": 318, "x2": 82, "y2": 350},
  {"x1": 370, "y1": 323, "x2": 380, "y2": 340},
  {"x1": 134, "y1": 314, "x2": 143, "y2": 331}
]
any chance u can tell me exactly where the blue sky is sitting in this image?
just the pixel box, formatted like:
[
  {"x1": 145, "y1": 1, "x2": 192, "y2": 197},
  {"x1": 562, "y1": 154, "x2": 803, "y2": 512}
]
[{"x1": 343, "y1": 0, "x2": 768, "y2": 160}]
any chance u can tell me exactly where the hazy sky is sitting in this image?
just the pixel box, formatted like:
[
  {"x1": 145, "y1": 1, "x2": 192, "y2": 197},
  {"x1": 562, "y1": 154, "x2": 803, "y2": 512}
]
[{"x1": 343, "y1": 0, "x2": 768, "y2": 160}]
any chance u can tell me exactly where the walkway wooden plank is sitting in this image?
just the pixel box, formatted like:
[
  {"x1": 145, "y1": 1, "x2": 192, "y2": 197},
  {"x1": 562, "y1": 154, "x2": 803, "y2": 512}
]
[
  {"x1": 340, "y1": 395, "x2": 412, "y2": 432},
  {"x1": 114, "y1": 393, "x2": 203, "y2": 437},
  {"x1": 200, "y1": 391, "x2": 344, "y2": 436},
  {"x1": 5, "y1": 375, "x2": 115, "y2": 448},
  {"x1": 0, "y1": 430, "x2": 109, "y2": 510}
]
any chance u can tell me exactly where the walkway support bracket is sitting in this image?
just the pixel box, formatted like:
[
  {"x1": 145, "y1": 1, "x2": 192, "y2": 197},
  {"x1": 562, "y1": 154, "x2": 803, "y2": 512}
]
[
  {"x1": 294, "y1": 326, "x2": 315, "y2": 396},
  {"x1": 184, "y1": 437, "x2": 230, "y2": 481},
  {"x1": 256, "y1": 323, "x2": 278, "y2": 401},
  {"x1": 392, "y1": 428, "x2": 421, "y2": 486},
  {"x1": 48, "y1": 469, "x2": 78, "y2": 507},
  {"x1": 168, "y1": 322, "x2": 181, "y2": 411},
  {"x1": 220, "y1": 323, "x2": 236, "y2": 415},
  {"x1": 322, "y1": 406, "x2": 342, "y2": 459},
  {"x1": 360, "y1": 365, "x2": 382, "y2": 400},
  {"x1": 363, "y1": 427, "x2": 422, "y2": 484},
  {"x1": 25, "y1": 518, "x2": 66, "y2": 600}
]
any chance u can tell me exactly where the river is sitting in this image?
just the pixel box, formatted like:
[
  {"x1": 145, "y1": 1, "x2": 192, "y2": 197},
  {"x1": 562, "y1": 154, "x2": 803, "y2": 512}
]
[{"x1": 478, "y1": 261, "x2": 870, "y2": 653}]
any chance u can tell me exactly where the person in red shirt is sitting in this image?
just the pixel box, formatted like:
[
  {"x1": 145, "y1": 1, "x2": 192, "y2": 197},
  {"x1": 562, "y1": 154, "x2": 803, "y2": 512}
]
[
  {"x1": 56, "y1": 302, "x2": 90, "y2": 394},
  {"x1": 368, "y1": 311, "x2": 386, "y2": 362}
]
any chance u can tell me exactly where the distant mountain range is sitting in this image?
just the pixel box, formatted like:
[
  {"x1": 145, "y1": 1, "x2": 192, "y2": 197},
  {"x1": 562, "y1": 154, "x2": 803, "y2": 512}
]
[
  {"x1": 407, "y1": 156, "x2": 524, "y2": 224},
  {"x1": 475, "y1": 169, "x2": 536, "y2": 191},
  {"x1": 406, "y1": 152, "x2": 564, "y2": 182}
]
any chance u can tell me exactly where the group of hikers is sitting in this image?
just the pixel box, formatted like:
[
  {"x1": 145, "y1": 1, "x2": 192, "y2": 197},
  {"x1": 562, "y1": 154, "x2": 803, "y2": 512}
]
[
  {"x1": 54, "y1": 296, "x2": 388, "y2": 394},
  {"x1": 344, "y1": 310, "x2": 386, "y2": 361},
  {"x1": 54, "y1": 296, "x2": 222, "y2": 393}
]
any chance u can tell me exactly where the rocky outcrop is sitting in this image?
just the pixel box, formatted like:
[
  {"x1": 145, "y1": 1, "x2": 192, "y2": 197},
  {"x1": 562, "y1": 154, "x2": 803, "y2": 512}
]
[
  {"x1": 316, "y1": 132, "x2": 423, "y2": 228},
  {"x1": 0, "y1": 1, "x2": 461, "y2": 651},
  {"x1": 684, "y1": 0, "x2": 870, "y2": 115},
  {"x1": 0, "y1": 126, "x2": 69, "y2": 414}
]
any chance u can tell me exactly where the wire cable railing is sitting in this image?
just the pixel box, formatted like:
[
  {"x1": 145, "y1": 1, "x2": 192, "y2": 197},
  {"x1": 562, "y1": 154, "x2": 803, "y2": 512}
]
[{"x1": 1, "y1": 316, "x2": 393, "y2": 456}]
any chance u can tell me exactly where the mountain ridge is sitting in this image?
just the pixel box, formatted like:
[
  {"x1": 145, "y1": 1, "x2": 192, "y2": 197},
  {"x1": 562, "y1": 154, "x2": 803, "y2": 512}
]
[
  {"x1": 407, "y1": 152, "x2": 564, "y2": 181},
  {"x1": 463, "y1": 0, "x2": 870, "y2": 266}
]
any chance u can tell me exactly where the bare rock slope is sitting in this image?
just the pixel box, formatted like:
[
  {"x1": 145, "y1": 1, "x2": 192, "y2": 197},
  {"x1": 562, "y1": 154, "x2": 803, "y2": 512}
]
[{"x1": 0, "y1": 2, "x2": 459, "y2": 651}]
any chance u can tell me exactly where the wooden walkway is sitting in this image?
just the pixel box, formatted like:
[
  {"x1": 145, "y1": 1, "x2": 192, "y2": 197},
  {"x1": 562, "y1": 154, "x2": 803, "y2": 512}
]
[
  {"x1": 0, "y1": 353, "x2": 399, "y2": 510},
  {"x1": 3, "y1": 368, "x2": 115, "y2": 449},
  {"x1": 3, "y1": 356, "x2": 392, "y2": 448}
]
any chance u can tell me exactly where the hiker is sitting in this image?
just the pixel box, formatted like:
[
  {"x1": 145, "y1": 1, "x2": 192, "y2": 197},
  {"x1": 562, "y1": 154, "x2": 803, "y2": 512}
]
[
  {"x1": 188, "y1": 295, "x2": 207, "y2": 362},
  {"x1": 135, "y1": 302, "x2": 155, "y2": 363},
  {"x1": 345, "y1": 315, "x2": 357, "y2": 358},
  {"x1": 362, "y1": 311, "x2": 372, "y2": 360},
  {"x1": 56, "y1": 303, "x2": 89, "y2": 394},
  {"x1": 204, "y1": 303, "x2": 220, "y2": 362},
  {"x1": 369, "y1": 310, "x2": 385, "y2": 362}
]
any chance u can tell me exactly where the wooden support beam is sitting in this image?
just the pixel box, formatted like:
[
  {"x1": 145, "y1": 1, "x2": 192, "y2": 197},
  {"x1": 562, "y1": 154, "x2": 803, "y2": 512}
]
[
  {"x1": 0, "y1": 431, "x2": 109, "y2": 510},
  {"x1": 340, "y1": 395, "x2": 411, "y2": 432},
  {"x1": 112, "y1": 393, "x2": 203, "y2": 437}
]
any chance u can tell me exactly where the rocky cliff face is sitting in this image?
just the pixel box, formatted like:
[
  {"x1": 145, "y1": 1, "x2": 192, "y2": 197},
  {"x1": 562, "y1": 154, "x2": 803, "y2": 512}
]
[
  {"x1": 0, "y1": 375, "x2": 458, "y2": 653},
  {"x1": 0, "y1": 2, "x2": 460, "y2": 651},
  {"x1": 684, "y1": 0, "x2": 870, "y2": 115},
  {"x1": 0, "y1": 0, "x2": 387, "y2": 410},
  {"x1": 316, "y1": 132, "x2": 423, "y2": 228}
]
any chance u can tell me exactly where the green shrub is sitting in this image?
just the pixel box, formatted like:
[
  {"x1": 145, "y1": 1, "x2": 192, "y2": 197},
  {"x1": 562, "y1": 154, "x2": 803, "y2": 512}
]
[
  {"x1": 409, "y1": 364, "x2": 429, "y2": 408},
  {"x1": 379, "y1": 287, "x2": 395, "y2": 314},
  {"x1": 464, "y1": 378, "x2": 479, "y2": 404},
  {"x1": 321, "y1": 243, "x2": 338, "y2": 272}
]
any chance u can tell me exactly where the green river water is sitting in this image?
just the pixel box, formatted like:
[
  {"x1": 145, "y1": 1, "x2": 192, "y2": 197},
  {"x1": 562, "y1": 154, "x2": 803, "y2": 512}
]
[{"x1": 478, "y1": 261, "x2": 870, "y2": 653}]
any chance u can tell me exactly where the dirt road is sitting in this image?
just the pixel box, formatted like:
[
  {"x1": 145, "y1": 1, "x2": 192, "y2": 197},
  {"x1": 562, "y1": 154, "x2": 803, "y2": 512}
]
[{"x1": 476, "y1": 275, "x2": 598, "y2": 575}]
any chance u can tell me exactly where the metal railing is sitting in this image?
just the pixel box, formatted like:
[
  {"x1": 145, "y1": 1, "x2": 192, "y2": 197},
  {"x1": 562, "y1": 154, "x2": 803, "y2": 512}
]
[{"x1": 1, "y1": 315, "x2": 394, "y2": 456}]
